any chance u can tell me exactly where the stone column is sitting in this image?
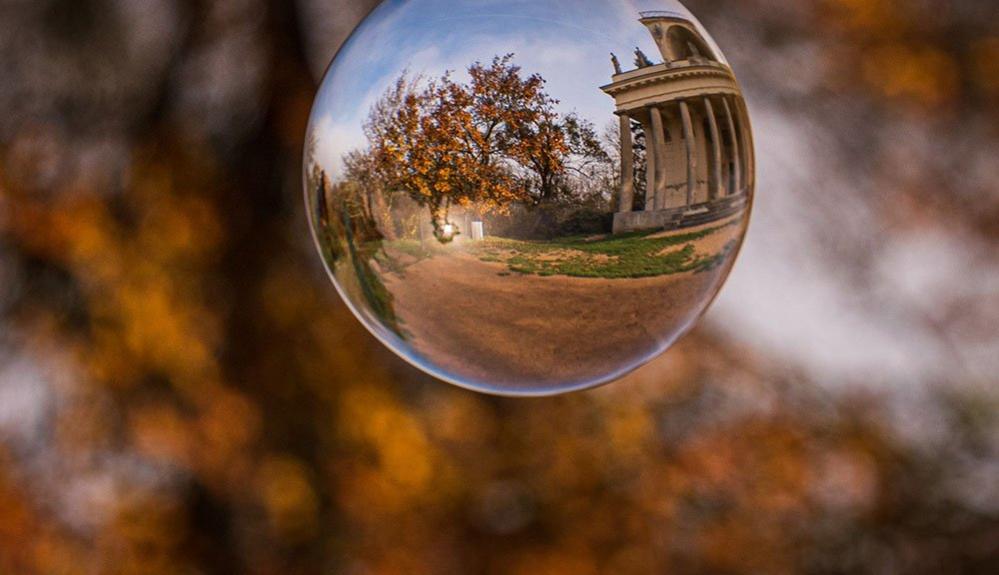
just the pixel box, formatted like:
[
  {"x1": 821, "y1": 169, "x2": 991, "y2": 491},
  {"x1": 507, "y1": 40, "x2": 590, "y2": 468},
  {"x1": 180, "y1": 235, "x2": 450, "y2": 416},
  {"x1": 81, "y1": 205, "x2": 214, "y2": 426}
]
[
  {"x1": 736, "y1": 96, "x2": 755, "y2": 191},
  {"x1": 722, "y1": 96, "x2": 742, "y2": 194},
  {"x1": 704, "y1": 97, "x2": 723, "y2": 200},
  {"x1": 679, "y1": 100, "x2": 696, "y2": 207},
  {"x1": 641, "y1": 116, "x2": 657, "y2": 212},
  {"x1": 650, "y1": 106, "x2": 669, "y2": 211},
  {"x1": 618, "y1": 113, "x2": 635, "y2": 213}
]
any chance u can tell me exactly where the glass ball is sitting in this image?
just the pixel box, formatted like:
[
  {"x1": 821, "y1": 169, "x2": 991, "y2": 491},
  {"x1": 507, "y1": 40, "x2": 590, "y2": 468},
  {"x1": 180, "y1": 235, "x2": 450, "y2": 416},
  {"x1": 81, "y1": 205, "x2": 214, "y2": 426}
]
[{"x1": 305, "y1": 0, "x2": 754, "y2": 396}]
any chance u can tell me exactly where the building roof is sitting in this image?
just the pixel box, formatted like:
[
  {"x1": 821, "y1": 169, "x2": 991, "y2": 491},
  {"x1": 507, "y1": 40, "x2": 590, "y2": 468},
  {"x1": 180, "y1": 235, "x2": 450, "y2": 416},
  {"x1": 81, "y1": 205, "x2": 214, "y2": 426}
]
[{"x1": 638, "y1": 10, "x2": 690, "y2": 22}]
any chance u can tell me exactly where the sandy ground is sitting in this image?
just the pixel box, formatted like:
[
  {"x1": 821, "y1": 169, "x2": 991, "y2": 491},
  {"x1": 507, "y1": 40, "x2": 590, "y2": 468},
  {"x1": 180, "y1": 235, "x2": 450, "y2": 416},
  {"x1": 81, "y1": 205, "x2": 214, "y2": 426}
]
[{"x1": 380, "y1": 223, "x2": 745, "y2": 392}]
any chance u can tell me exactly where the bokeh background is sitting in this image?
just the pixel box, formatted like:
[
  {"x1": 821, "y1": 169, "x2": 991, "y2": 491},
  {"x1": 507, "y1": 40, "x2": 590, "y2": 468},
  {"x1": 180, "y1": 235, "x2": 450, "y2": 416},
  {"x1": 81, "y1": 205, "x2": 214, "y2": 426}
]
[{"x1": 1, "y1": 0, "x2": 997, "y2": 573}]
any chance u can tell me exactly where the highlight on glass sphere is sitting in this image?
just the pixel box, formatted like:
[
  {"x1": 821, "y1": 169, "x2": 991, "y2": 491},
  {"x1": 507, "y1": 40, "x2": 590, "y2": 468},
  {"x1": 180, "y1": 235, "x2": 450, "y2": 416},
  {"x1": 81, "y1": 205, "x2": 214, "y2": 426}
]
[{"x1": 305, "y1": 0, "x2": 755, "y2": 396}]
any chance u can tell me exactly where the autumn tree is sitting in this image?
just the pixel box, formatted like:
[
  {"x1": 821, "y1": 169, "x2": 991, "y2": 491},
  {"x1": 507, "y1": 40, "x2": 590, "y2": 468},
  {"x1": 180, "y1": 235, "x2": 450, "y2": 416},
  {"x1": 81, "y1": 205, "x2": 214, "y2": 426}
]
[
  {"x1": 363, "y1": 69, "x2": 520, "y2": 242},
  {"x1": 458, "y1": 55, "x2": 550, "y2": 204},
  {"x1": 359, "y1": 55, "x2": 611, "y2": 242}
]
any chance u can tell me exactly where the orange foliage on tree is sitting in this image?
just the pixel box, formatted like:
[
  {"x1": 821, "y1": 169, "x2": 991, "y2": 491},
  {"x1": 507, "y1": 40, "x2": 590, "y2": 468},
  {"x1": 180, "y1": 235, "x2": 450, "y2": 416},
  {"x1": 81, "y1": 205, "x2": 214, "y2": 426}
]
[{"x1": 363, "y1": 55, "x2": 590, "y2": 242}]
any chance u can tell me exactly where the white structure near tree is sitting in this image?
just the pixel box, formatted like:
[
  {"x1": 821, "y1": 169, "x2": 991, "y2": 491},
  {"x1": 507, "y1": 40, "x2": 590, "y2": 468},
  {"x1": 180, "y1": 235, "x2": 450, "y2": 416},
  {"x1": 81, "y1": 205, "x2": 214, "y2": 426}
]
[{"x1": 471, "y1": 221, "x2": 485, "y2": 241}]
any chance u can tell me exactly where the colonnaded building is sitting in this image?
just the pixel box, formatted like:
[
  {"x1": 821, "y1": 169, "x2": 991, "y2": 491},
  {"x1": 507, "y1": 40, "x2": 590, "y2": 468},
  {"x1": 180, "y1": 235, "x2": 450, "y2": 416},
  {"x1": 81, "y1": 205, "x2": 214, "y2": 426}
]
[{"x1": 603, "y1": 11, "x2": 755, "y2": 233}]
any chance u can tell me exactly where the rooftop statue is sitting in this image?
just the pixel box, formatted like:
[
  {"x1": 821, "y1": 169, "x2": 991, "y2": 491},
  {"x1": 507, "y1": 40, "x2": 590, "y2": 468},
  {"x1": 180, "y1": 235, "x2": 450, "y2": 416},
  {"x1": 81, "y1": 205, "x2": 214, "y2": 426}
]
[
  {"x1": 611, "y1": 52, "x2": 622, "y2": 74},
  {"x1": 634, "y1": 47, "x2": 654, "y2": 68}
]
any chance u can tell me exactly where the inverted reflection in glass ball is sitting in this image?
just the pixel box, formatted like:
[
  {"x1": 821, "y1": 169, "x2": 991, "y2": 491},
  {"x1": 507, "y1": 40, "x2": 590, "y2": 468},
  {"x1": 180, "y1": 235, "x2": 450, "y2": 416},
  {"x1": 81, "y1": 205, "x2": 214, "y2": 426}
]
[{"x1": 305, "y1": 0, "x2": 754, "y2": 396}]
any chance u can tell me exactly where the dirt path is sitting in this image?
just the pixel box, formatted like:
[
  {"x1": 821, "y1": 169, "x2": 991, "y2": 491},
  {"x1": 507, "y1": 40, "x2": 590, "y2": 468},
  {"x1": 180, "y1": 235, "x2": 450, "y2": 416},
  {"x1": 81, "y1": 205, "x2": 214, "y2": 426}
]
[{"x1": 382, "y1": 231, "x2": 742, "y2": 391}]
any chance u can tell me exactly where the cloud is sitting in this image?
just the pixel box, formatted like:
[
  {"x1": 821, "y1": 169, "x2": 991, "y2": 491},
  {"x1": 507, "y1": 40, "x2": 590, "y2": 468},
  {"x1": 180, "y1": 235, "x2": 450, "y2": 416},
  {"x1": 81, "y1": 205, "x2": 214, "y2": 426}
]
[{"x1": 311, "y1": 113, "x2": 364, "y2": 176}]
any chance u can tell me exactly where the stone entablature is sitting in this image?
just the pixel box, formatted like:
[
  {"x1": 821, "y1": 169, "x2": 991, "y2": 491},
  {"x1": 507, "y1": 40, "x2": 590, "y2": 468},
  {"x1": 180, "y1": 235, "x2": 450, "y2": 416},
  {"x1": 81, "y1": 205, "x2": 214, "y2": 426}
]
[{"x1": 600, "y1": 63, "x2": 741, "y2": 114}]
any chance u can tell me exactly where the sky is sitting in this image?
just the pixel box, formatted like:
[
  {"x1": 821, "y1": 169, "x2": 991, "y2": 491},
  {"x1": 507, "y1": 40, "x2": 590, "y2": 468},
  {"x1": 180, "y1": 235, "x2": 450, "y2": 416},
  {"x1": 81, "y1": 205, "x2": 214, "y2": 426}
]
[{"x1": 307, "y1": 0, "x2": 720, "y2": 177}]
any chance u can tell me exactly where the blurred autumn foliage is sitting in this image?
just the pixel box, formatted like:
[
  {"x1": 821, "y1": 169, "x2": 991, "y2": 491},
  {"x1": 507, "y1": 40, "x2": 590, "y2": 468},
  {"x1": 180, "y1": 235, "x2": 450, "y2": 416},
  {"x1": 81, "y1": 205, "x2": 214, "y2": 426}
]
[{"x1": 0, "y1": 1, "x2": 997, "y2": 574}]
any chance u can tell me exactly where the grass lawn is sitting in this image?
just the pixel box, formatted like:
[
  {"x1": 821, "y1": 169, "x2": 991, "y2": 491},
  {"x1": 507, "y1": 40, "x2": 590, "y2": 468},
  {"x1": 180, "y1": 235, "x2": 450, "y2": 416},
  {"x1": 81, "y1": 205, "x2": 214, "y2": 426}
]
[{"x1": 469, "y1": 222, "x2": 739, "y2": 279}]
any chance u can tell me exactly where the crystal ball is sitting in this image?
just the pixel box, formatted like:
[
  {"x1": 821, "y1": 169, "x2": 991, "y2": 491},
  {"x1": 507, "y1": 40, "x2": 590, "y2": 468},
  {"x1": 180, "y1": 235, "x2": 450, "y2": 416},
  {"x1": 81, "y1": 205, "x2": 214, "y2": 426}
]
[{"x1": 305, "y1": 0, "x2": 754, "y2": 396}]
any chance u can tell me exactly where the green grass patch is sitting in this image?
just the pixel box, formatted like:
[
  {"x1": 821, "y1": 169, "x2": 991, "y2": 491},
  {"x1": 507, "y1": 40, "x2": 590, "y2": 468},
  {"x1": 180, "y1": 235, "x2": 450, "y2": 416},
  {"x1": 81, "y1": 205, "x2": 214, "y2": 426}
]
[{"x1": 470, "y1": 222, "x2": 738, "y2": 279}]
